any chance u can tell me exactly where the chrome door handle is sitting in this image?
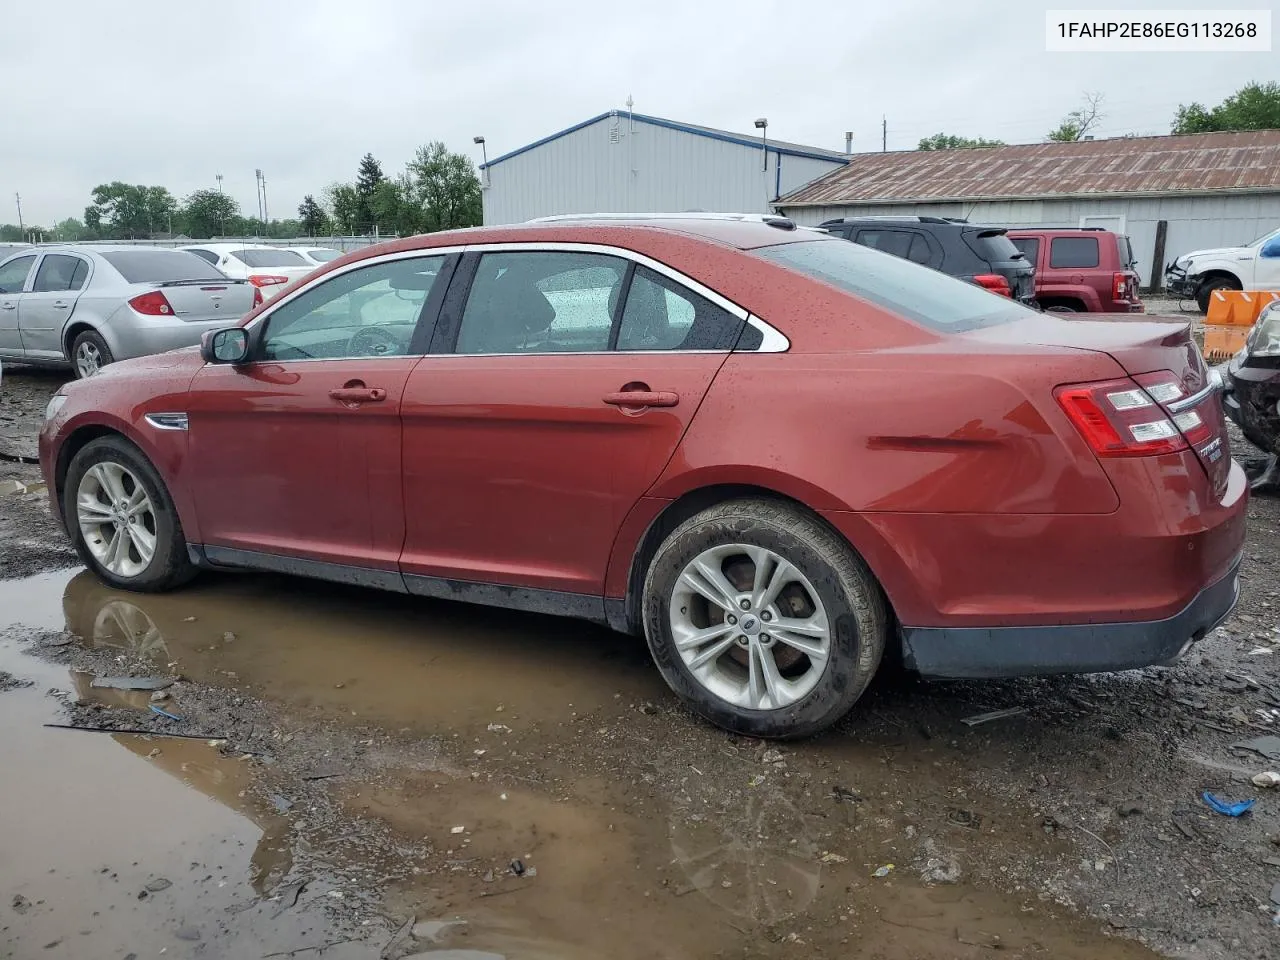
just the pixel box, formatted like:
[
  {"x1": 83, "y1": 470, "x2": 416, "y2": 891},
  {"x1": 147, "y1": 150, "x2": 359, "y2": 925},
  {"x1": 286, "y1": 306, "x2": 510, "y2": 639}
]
[
  {"x1": 0, "y1": 303, "x2": 15, "y2": 310},
  {"x1": 53, "y1": 301, "x2": 69, "y2": 309}
]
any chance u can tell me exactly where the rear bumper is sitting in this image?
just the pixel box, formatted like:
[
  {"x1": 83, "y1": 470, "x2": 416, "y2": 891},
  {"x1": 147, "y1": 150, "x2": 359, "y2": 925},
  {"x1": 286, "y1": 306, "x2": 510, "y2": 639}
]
[
  {"x1": 900, "y1": 556, "x2": 1241, "y2": 678},
  {"x1": 110, "y1": 317, "x2": 233, "y2": 360}
]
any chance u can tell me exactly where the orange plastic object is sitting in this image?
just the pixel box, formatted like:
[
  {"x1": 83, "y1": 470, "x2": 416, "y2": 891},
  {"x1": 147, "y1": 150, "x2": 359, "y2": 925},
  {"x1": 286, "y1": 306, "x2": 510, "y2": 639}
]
[{"x1": 1203, "y1": 290, "x2": 1280, "y2": 362}]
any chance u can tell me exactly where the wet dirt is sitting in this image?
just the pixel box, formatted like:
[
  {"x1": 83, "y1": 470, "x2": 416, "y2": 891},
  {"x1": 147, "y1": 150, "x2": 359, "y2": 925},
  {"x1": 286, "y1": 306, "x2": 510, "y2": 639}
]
[{"x1": 4, "y1": 366, "x2": 1280, "y2": 959}]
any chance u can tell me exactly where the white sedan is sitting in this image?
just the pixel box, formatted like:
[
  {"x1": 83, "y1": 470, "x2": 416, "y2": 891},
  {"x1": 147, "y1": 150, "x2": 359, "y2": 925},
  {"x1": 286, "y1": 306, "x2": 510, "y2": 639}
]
[{"x1": 181, "y1": 243, "x2": 316, "y2": 301}]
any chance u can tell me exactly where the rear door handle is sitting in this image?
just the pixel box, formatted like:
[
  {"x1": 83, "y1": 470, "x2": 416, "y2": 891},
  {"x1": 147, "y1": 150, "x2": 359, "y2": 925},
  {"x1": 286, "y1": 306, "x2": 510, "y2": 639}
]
[
  {"x1": 602, "y1": 390, "x2": 679, "y2": 408},
  {"x1": 329, "y1": 387, "x2": 387, "y2": 404},
  {"x1": 0, "y1": 303, "x2": 15, "y2": 310},
  {"x1": 53, "y1": 301, "x2": 69, "y2": 309}
]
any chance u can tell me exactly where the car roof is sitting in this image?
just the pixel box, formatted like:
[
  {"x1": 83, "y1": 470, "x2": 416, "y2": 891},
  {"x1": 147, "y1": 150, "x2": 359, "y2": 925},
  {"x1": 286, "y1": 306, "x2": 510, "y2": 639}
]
[
  {"x1": 4, "y1": 244, "x2": 197, "y2": 258},
  {"x1": 181, "y1": 242, "x2": 282, "y2": 251}
]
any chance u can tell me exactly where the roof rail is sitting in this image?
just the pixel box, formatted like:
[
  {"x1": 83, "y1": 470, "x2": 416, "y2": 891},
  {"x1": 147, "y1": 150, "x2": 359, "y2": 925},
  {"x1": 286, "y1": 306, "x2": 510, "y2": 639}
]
[{"x1": 528, "y1": 212, "x2": 797, "y2": 228}]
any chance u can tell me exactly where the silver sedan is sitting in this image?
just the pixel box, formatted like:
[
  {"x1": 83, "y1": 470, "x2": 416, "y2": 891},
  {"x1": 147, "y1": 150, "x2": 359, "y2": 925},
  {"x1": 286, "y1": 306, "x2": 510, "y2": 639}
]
[{"x1": 0, "y1": 245, "x2": 257, "y2": 378}]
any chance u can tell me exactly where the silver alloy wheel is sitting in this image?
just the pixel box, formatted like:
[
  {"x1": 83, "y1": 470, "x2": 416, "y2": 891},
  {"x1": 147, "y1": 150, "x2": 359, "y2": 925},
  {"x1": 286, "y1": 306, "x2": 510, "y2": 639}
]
[
  {"x1": 669, "y1": 543, "x2": 831, "y2": 711},
  {"x1": 76, "y1": 461, "x2": 158, "y2": 578},
  {"x1": 75, "y1": 340, "x2": 102, "y2": 377}
]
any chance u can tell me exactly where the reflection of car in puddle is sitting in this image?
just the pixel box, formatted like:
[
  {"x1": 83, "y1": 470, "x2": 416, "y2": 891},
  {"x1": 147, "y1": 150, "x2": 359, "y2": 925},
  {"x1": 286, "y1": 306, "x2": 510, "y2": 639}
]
[
  {"x1": 668, "y1": 789, "x2": 820, "y2": 925},
  {"x1": 63, "y1": 575, "x2": 170, "y2": 660}
]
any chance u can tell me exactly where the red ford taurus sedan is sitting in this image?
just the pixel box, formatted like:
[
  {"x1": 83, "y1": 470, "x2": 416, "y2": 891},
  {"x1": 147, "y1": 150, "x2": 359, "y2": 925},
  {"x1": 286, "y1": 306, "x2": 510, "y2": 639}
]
[{"x1": 39, "y1": 214, "x2": 1247, "y2": 738}]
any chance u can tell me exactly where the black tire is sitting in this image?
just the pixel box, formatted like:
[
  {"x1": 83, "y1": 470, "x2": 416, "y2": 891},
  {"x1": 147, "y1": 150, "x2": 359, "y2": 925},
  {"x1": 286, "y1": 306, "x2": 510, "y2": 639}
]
[
  {"x1": 1196, "y1": 276, "x2": 1241, "y2": 315},
  {"x1": 70, "y1": 329, "x2": 114, "y2": 379},
  {"x1": 641, "y1": 499, "x2": 888, "y2": 739},
  {"x1": 1045, "y1": 304, "x2": 1078, "y2": 314},
  {"x1": 63, "y1": 435, "x2": 196, "y2": 592}
]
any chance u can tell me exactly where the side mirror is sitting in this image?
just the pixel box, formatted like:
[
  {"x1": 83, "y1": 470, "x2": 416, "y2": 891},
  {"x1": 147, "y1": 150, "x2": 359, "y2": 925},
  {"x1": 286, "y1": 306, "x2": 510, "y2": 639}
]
[
  {"x1": 1260, "y1": 238, "x2": 1280, "y2": 259},
  {"x1": 201, "y1": 328, "x2": 250, "y2": 364}
]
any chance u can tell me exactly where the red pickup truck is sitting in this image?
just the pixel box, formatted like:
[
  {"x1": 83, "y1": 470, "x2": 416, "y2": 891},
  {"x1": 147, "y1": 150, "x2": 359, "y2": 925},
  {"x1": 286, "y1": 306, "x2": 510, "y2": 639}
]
[{"x1": 1007, "y1": 228, "x2": 1144, "y2": 313}]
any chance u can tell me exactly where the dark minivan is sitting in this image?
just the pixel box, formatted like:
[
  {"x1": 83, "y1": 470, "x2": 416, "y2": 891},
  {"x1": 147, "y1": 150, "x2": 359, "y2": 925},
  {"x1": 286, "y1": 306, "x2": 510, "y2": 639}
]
[{"x1": 819, "y1": 216, "x2": 1035, "y2": 304}]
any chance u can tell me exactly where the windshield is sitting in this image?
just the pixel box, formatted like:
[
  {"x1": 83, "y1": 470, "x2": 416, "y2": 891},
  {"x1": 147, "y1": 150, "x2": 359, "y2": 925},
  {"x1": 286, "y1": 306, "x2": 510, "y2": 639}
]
[
  {"x1": 233, "y1": 248, "x2": 308, "y2": 268},
  {"x1": 754, "y1": 239, "x2": 1032, "y2": 333},
  {"x1": 1248, "y1": 227, "x2": 1280, "y2": 248},
  {"x1": 101, "y1": 250, "x2": 226, "y2": 283},
  {"x1": 305, "y1": 249, "x2": 341, "y2": 262}
]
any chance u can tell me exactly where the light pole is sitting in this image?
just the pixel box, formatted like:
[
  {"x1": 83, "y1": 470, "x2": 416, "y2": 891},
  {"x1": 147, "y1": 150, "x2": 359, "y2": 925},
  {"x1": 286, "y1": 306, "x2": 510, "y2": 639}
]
[
  {"x1": 754, "y1": 118, "x2": 768, "y2": 171},
  {"x1": 14, "y1": 193, "x2": 23, "y2": 235},
  {"x1": 473, "y1": 136, "x2": 488, "y2": 186}
]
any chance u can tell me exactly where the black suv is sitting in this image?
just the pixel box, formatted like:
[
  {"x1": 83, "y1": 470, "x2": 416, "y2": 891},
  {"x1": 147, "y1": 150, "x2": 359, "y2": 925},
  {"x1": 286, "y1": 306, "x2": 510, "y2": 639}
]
[{"x1": 819, "y1": 216, "x2": 1036, "y2": 304}]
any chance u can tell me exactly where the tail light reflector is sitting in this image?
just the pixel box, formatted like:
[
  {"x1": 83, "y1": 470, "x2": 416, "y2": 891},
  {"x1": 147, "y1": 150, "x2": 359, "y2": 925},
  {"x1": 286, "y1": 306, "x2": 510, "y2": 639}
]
[
  {"x1": 128, "y1": 291, "x2": 175, "y2": 316},
  {"x1": 973, "y1": 274, "x2": 1011, "y2": 297},
  {"x1": 1055, "y1": 377, "x2": 1188, "y2": 457},
  {"x1": 1113, "y1": 272, "x2": 1129, "y2": 301},
  {"x1": 252, "y1": 286, "x2": 263, "y2": 308},
  {"x1": 247, "y1": 274, "x2": 288, "y2": 288},
  {"x1": 1132, "y1": 371, "x2": 1216, "y2": 446}
]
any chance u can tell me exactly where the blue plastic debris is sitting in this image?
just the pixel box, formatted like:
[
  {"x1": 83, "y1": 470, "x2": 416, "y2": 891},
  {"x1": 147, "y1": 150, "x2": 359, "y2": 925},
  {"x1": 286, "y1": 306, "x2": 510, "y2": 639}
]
[
  {"x1": 149, "y1": 704, "x2": 182, "y2": 721},
  {"x1": 1201, "y1": 791, "x2": 1255, "y2": 817}
]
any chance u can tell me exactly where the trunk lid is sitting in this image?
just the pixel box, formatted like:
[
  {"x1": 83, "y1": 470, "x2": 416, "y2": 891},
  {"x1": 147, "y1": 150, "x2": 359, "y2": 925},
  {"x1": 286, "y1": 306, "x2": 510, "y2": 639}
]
[
  {"x1": 149, "y1": 279, "x2": 256, "y2": 322},
  {"x1": 969, "y1": 314, "x2": 1231, "y2": 496}
]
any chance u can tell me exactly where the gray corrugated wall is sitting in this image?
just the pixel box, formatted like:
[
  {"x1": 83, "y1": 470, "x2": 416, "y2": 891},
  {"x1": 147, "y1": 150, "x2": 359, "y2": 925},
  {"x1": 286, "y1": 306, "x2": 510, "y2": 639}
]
[
  {"x1": 482, "y1": 116, "x2": 845, "y2": 224},
  {"x1": 778, "y1": 194, "x2": 1280, "y2": 287}
]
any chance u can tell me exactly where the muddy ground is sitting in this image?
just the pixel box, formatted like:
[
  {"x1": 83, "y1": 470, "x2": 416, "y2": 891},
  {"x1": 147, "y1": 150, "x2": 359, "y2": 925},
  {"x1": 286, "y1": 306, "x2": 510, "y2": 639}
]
[{"x1": 3, "y1": 358, "x2": 1280, "y2": 960}]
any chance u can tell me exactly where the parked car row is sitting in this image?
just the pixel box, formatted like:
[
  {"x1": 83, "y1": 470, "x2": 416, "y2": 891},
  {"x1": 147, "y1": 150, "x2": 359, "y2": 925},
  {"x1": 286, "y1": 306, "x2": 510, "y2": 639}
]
[
  {"x1": 820, "y1": 216, "x2": 1146, "y2": 315},
  {"x1": 0, "y1": 243, "x2": 340, "y2": 377},
  {"x1": 38, "y1": 212, "x2": 1245, "y2": 738}
]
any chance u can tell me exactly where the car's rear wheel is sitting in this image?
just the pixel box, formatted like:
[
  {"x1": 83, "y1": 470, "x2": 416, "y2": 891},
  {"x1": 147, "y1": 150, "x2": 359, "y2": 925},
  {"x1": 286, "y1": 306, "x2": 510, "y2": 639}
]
[
  {"x1": 642, "y1": 499, "x2": 887, "y2": 739},
  {"x1": 1196, "y1": 276, "x2": 1241, "y2": 315},
  {"x1": 71, "y1": 330, "x2": 114, "y2": 379},
  {"x1": 64, "y1": 436, "x2": 195, "y2": 592}
]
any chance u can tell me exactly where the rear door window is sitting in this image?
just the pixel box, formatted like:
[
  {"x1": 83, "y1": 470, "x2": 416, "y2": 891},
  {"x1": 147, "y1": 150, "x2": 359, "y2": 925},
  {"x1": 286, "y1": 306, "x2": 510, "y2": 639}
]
[
  {"x1": 906, "y1": 233, "x2": 933, "y2": 265},
  {"x1": 101, "y1": 250, "x2": 225, "y2": 283},
  {"x1": 33, "y1": 255, "x2": 88, "y2": 293},
  {"x1": 1049, "y1": 236, "x2": 1100, "y2": 269},
  {"x1": 615, "y1": 266, "x2": 744, "y2": 351},
  {"x1": 1010, "y1": 237, "x2": 1040, "y2": 267},
  {"x1": 755, "y1": 239, "x2": 1031, "y2": 333},
  {"x1": 186, "y1": 248, "x2": 220, "y2": 265},
  {"x1": 853, "y1": 229, "x2": 914, "y2": 260},
  {"x1": 456, "y1": 251, "x2": 627, "y2": 354},
  {"x1": 0, "y1": 255, "x2": 36, "y2": 293}
]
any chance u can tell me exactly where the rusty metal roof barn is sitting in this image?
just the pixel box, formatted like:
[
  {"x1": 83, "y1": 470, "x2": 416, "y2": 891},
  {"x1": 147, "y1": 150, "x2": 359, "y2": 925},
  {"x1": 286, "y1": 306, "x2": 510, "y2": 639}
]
[{"x1": 779, "y1": 130, "x2": 1280, "y2": 207}]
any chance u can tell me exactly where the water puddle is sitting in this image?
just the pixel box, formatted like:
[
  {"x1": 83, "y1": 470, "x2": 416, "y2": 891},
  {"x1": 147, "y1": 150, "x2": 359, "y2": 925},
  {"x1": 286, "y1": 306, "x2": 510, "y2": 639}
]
[{"x1": 0, "y1": 567, "x2": 1160, "y2": 959}]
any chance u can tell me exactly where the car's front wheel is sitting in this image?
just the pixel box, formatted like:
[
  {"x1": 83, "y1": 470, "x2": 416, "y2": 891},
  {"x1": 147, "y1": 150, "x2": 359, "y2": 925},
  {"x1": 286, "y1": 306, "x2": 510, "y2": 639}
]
[
  {"x1": 1196, "y1": 276, "x2": 1241, "y2": 315},
  {"x1": 64, "y1": 435, "x2": 196, "y2": 592},
  {"x1": 642, "y1": 499, "x2": 888, "y2": 739}
]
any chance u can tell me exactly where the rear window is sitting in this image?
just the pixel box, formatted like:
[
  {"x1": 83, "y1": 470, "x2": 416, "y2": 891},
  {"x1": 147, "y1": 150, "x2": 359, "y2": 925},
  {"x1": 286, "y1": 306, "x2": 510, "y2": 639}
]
[
  {"x1": 305, "y1": 249, "x2": 341, "y2": 262},
  {"x1": 1049, "y1": 236, "x2": 1100, "y2": 269},
  {"x1": 1010, "y1": 237, "x2": 1040, "y2": 266},
  {"x1": 966, "y1": 230, "x2": 1024, "y2": 264},
  {"x1": 234, "y1": 249, "x2": 307, "y2": 268},
  {"x1": 1116, "y1": 236, "x2": 1135, "y2": 269},
  {"x1": 755, "y1": 239, "x2": 1032, "y2": 332},
  {"x1": 100, "y1": 250, "x2": 225, "y2": 283}
]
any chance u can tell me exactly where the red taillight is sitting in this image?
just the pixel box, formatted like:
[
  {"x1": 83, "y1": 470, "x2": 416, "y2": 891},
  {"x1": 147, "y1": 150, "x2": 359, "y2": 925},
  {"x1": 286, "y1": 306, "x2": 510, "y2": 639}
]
[
  {"x1": 1055, "y1": 377, "x2": 1188, "y2": 457},
  {"x1": 973, "y1": 273, "x2": 1011, "y2": 297},
  {"x1": 1113, "y1": 272, "x2": 1128, "y2": 301},
  {"x1": 128, "y1": 291, "x2": 175, "y2": 316},
  {"x1": 247, "y1": 274, "x2": 288, "y2": 288},
  {"x1": 252, "y1": 286, "x2": 263, "y2": 308}
]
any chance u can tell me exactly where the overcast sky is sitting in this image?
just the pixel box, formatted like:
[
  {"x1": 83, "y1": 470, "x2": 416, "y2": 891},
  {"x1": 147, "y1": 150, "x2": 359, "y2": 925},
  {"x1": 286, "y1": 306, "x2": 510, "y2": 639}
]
[{"x1": 2, "y1": 0, "x2": 1271, "y2": 226}]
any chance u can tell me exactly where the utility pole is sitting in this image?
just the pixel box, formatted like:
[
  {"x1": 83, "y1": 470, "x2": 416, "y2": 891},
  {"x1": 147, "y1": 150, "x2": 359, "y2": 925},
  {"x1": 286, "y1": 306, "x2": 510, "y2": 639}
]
[
  {"x1": 14, "y1": 193, "x2": 23, "y2": 234},
  {"x1": 215, "y1": 173, "x2": 223, "y2": 193},
  {"x1": 882, "y1": 116, "x2": 887, "y2": 153},
  {"x1": 254, "y1": 169, "x2": 264, "y2": 232},
  {"x1": 261, "y1": 173, "x2": 269, "y2": 230}
]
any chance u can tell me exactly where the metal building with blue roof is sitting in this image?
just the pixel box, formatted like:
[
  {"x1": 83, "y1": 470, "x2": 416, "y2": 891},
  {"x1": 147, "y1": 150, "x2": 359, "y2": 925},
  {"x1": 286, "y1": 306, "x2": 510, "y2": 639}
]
[{"x1": 478, "y1": 109, "x2": 849, "y2": 225}]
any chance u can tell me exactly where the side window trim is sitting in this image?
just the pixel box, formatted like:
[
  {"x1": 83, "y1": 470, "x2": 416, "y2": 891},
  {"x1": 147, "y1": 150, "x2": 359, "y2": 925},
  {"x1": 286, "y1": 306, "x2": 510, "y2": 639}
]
[
  {"x1": 427, "y1": 242, "x2": 788, "y2": 355},
  {"x1": 243, "y1": 250, "x2": 459, "y2": 363}
]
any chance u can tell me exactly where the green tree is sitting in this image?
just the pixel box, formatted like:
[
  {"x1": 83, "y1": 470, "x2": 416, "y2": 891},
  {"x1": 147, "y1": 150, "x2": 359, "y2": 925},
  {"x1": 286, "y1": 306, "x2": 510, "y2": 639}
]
[
  {"x1": 180, "y1": 189, "x2": 240, "y2": 238},
  {"x1": 84, "y1": 182, "x2": 178, "y2": 238},
  {"x1": 917, "y1": 133, "x2": 1005, "y2": 151},
  {"x1": 354, "y1": 153, "x2": 386, "y2": 232},
  {"x1": 53, "y1": 218, "x2": 85, "y2": 241},
  {"x1": 325, "y1": 183, "x2": 360, "y2": 234},
  {"x1": 403, "y1": 141, "x2": 482, "y2": 233},
  {"x1": 297, "y1": 194, "x2": 329, "y2": 236},
  {"x1": 1173, "y1": 81, "x2": 1280, "y2": 134},
  {"x1": 1048, "y1": 92, "x2": 1104, "y2": 142}
]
